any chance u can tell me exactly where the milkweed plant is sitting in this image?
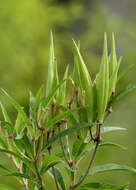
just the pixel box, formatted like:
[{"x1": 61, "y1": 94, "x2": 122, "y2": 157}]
[{"x1": 0, "y1": 32, "x2": 135, "y2": 190}]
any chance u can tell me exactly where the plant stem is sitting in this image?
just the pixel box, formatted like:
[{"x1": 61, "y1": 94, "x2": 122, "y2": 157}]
[
  {"x1": 49, "y1": 148, "x2": 60, "y2": 190},
  {"x1": 65, "y1": 123, "x2": 72, "y2": 160},
  {"x1": 69, "y1": 141, "x2": 99, "y2": 190},
  {"x1": 58, "y1": 124, "x2": 70, "y2": 166},
  {"x1": 52, "y1": 166, "x2": 60, "y2": 190},
  {"x1": 69, "y1": 124, "x2": 102, "y2": 190},
  {"x1": 34, "y1": 160, "x2": 45, "y2": 190},
  {"x1": 47, "y1": 130, "x2": 60, "y2": 190}
]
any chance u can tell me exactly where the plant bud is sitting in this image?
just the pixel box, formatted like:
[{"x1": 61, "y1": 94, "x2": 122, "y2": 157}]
[
  {"x1": 108, "y1": 107, "x2": 113, "y2": 113},
  {"x1": 68, "y1": 160, "x2": 73, "y2": 167},
  {"x1": 8, "y1": 134, "x2": 13, "y2": 139},
  {"x1": 4, "y1": 125, "x2": 7, "y2": 129}
]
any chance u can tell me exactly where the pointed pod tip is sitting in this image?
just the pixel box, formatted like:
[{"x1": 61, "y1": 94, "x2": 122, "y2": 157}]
[
  {"x1": 50, "y1": 30, "x2": 54, "y2": 42},
  {"x1": 72, "y1": 38, "x2": 77, "y2": 46},
  {"x1": 112, "y1": 32, "x2": 115, "y2": 38},
  {"x1": 104, "y1": 32, "x2": 107, "y2": 41},
  {"x1": 118, "y1": 56, "x2": 123, "y2": 62},
  {"x1": 72, "y1": 39, "x2": 80, "y2": 50},
  {"x1": 50, "y1": 29, "x2": 53, "y2": 34},
  {"x1": 103, "y1": 32, "x2": 108, "y2": 53},
  {"x1": 72, "y1": 39, "x2": 80, "y2": 55},
  {"x1": 111, "y1": 32, "x2": 116, "y2": 49},
  {"x1": 66, "y1": 64, "x2": 69, "y2": 69},
  {"x1": 65, "y1": 64, "x2": 69, "y2": 73}
]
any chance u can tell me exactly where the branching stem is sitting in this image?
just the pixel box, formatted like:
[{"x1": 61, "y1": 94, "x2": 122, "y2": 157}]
[
  {"x1": 34, "y1": 160, "x2": 45, "y2": 190},
  {"x1": 69, "y1": 141, "x2": 99, "y2": 190},
  {"x1": 69, "y1": 124, "x2": 102, "y2": 190},
  {"x1": 52, "y1": 166, "x2": 60, "y2": 190}
]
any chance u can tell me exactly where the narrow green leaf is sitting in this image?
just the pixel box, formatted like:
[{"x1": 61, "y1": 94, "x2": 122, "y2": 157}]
[
  {"x1": 73, "y1": 46, "x2": 82, "y2": 89},
  {"x1": 108, "y1": 85, "x2": 136, "y2": 107},
  {"x1": 4, "y1": 172, "x2": 36, "y2": 182},
  {"x1": 44, "y1": 108, "x2": 79, "y2": 129},
  {"x1": 22, "y1": 134, "x2": 34, "y2": 158},
  {"x1": 89, "y1": 163, "x2": 136, "y2": 175},
  {"x1": 53, "y1": 59, "x2": 59, "y2": 101},
  {"x1": 100, "y1": 126, "x2": 127, "y2": 134},
  {"x1": 0, "y1": 101, "x2": 12, "y2": 124},
  {"x1": 0, "y1": 102, "x2": 14, "y2": 135},
  {"x1": 22, "y1": 162, "x2": 29, "y2": 175},
  {"x1": 72, "y1": 138, "x2": 86, "y2": 161},
  {"x1": 78, "y1": 142, "x2": 126, "y2": 163},
  {"x1": 0, "y1": 137, "x2": 8, "y2": 149},
  {"x1": 0, "y1": 164, "x2": 11, "y2": 172},
  {"x1": 15, "y1": 112, "x2": 24, "y2": 135},
  {"x1": 109, "y1": 57, "x2": 122, "y2": 98},
  {"x1": 43, "y1": 79, "x2": 67, "y2": 108},
  {"x1": 41, "y1": 122, "x2": 90, "y2": 151},
  {"x1": 0, "y1": 184, "x2": 16, "y2": 190},
  {"x1": 29, "y1": 91, "x2": 37, "y2": 133},
  {"x1": 0, "y1": 148, "x2": 31, "y2": 168},
  {"x1": 29, "y1": 91, "x2": 35, "y2": 117},
  {"x1": 0, "y1": 89, "x2": 31, "y2": 126},
  {"x1": 99, "y1": 142, "x2": 126, "y2": 150},
  {"x1": 77, "y1": 182, "x2": 128, "y2": 190},
  {"x1": 48, "y1": 167, "x2": 66, "y2": 190},
  {"x1": 85, "y1": 126, "x2": 126, "y2": 143},
  {"x1": 46, "y1": 31, "x2": 55, "y2": 97},
  {"x1": 40, "y1": 156, "x2": 62, "y2": 175},
  {"x1": 118, "y1": 63, "x2": 135, "y2": 82},
  {"x1": 34, "y1": 86, "x2": 44, "y2": 123},
  {"x1": 34, "y1": 85, "x2": 44, "y2": 112},
  {"x1": 73, "y1": 39, "x2": 94, "y2": 122}
]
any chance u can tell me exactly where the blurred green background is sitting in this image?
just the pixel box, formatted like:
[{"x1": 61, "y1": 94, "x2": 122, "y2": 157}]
[{"x1": 0, "y1": 0, "x2": 136, "y2": 189}]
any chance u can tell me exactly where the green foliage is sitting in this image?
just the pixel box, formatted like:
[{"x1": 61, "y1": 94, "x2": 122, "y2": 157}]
[
  {"x1": 41, "y1": 122, "x2": 90, "y2": 151},
  {"x1": 77, "y1": 182, "x2": 128, "y2": 190},
  {"x1": 0, "y1": 184, "x2": 16, "y2": 190},
  {"x1": 78, "y1": 141, "x2": 126, "y2": 164},
  {"x1": 44, "y1": 108, "x2": 78, "y2": 129},
  {"x1": 46, "y1": 31, "x2": 55, "y2": 98},
  {"x1": 40, "y1": 156, "x2": 62, "y2": 175},
  {"x1": 48, "y1": 167, "x2": 66, "y2": 190},
  {"x1": 96, "y1": 33, "x2": 109, "y2": 123},
  {"x1": 89, "y1": 163, "x2": 136, "y2": 175},
  {"x1": 0, "y1": 33, "x2": 135, "y2": 190},
  {"x1": 73, "y1": 39, "x2": 94, "y2": 122},
  {"x1": 4, "y1": 172, "x2": 36, "y2": 182}
]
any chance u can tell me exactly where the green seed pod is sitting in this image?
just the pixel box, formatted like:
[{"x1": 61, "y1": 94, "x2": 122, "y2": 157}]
[
  {"x1": 58, "y1": 65, "x2": 69, "y2": 105},
  {"x1": 73, "y1": 40, "x2": 94, "y2": 122},
  {"x1": 109, "y1": 33, "x2": 118, "y2": 93},
  {"x1": 53, "y1": 58, "x2": 60, "y2": 101},
  {"x1": 96, "y1": 33, "x2": 109, "y2": 123},
  {"x1": 109, "y1": 56, "x2": 122, "y2": 99},
  {"x1": 46, "y1": 31, "x2": 55, "y2": 97}
]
